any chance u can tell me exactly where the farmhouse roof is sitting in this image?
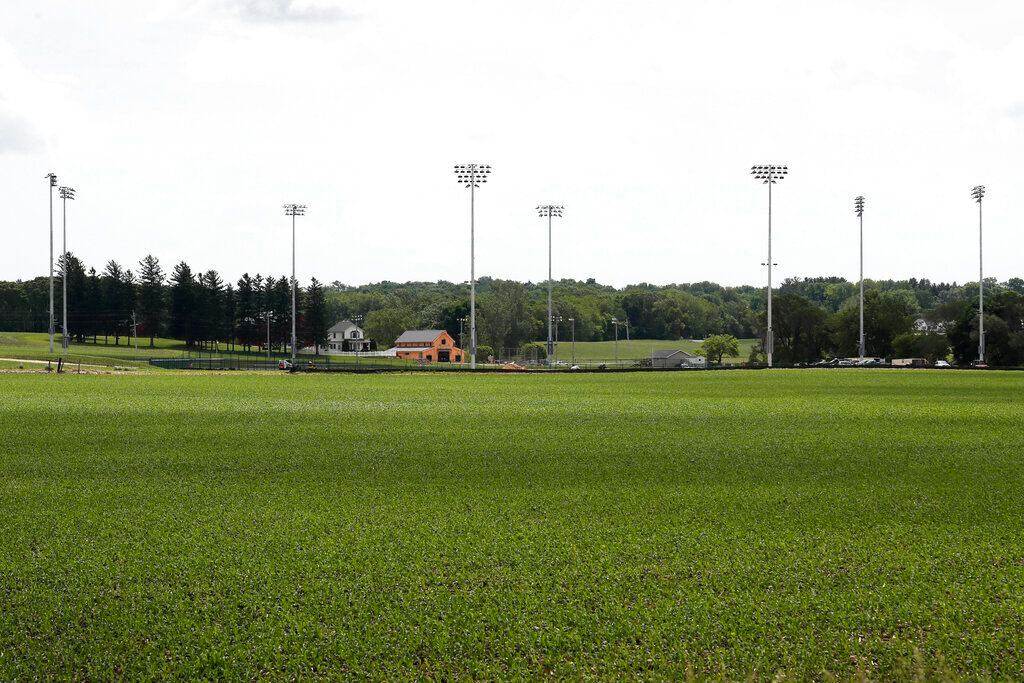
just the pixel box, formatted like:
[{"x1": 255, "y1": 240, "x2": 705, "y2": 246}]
[
  {"x1": 651, "y1": 349, "x2": 695, "y2": 359},
  {"x1": 394, "y1": 329, "x2": 446, "y2": 344},
  {"x1": 328, "y1": 320, "x2": 361, "y2": 333}
]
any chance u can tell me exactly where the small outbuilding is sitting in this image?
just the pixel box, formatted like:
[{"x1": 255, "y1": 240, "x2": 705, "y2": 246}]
[{"x1": 651, "y1": 349, "x2": 707, "y2": 369}]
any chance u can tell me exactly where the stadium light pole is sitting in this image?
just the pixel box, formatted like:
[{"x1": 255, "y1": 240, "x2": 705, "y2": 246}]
[
  {"x1": 59, "y1": 186, "x2": 76, "y2": 351},
  {"x1": 283, "y1": 203, "x2": 306, "y2": 363},
  {"x1": 45, "y1": 173, "x2": 57, "y2": 353},
  {"x1": 972, "y1": 185, "x2": 986, "y2": 364},
  {"x1": 457, "y1": 316, "x2": 468, "y2": 362},
  {"x1": 854, "y1": 195, "x2": 865, "y2": 360},
  {"x1": 751, "y1": 164, "x2": 788, "y2": 367},
  {"x1": 611, "y1": 317, "x2": 620, "y2": 364},
  {"x1": 568, "y1": 317, "x2": 576, "y2": 365},
  {"x1": 455, "y1": 164, "x2": 491, "y2": 369},
  {"x1": 537, "y1": 205, "x2": 564, "y2": 359}
]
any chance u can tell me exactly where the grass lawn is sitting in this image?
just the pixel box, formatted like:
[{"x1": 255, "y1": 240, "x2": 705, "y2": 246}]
[
  {"x1": 0, "y1": 332, "x2": 336, "y2": 370},
  {"x1": 556, "y1": 338, "x2": 756, "y2": 363},
  {"x1": 1, "y1": 370, "x2": 1023, "y2": 678}
]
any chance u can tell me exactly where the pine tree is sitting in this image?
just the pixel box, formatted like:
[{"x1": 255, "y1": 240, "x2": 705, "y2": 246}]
[
  {"x1": 169, "y1": 262, "x2": 196, "y2": 346},
  {"x1": 234, "y1": 274, "x2": 254, "y2": 351},
  {"x1": 138, "y1": 255, "x2": 165, "y2": 348},
  {"x1": 305, "y1": 277, "x2": 329, "y2": 354},
  {"x1": 101, "y1": 260, "x2": 126, "y2": 345},
  {"x1": 83, "y1": 268, "x2": 101, "y2": 343}
]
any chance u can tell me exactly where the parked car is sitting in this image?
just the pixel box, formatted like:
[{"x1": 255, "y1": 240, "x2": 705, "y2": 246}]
[
  {"x1": 935, "y1": 360, "x2": 952, "y2": 368},
  {"x1": 838, "y1": 359, "x2": 858, "y2": 366},
  {"x1": 278, "y1": 359, "x2": 292, "y2": 370},
  {"x1": 858, "y1": 358, "x2": 884, "y2": 367}
]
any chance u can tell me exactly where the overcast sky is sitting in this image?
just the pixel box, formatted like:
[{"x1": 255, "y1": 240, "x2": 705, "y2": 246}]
[{"x1": 2, "y1": 0, "x2": 1022, "y2": 288}]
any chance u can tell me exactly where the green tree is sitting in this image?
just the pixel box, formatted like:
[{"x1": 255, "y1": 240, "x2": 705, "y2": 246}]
[
  {"x1": 137, "y1": 255, "x2": 165, "y2": 347},
  {"x1": 169, "y1": 262, "x2": 196, "y2": 346},
  {"x1": 701, "y1": 334, "x2": 740, "y2": 364},
  {"x1": 304, "y1": 277, "x2": 329, "y2": 353},
  {"x1": 891, "y1": 332, "x2": 950, "y2": 363}
]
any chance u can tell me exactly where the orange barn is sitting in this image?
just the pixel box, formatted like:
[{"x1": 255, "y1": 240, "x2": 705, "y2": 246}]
[{"x1": 391, "y1": 330, "x2": 463, "y2": 363}]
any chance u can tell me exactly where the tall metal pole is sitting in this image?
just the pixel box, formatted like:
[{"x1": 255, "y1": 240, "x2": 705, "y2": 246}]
[
  {"x1": 537, "y1": 205, "x2": 563, "y2": 361},
  {"x1": 979, "y1": 198, "x2": 984, "y2": 363},
  {"x1": 547, "y1": 211, "x2": 553, "y2": 358},
  {"x1": 283, "y1": 203, "x2": 305, "y2": 363},
  {"x1": 62, "y1": 191, "x2": 69, "y2": 350},
  {"x1": 569, "y1": 317, "x2": 575, "y2": 365},
  {"x1": 855, "y1": 196, "x2": 865, "y2": 359},
  {"x1": 455, "y1": 165, "x2": 491, "y2": 369},
  {"x1": 46, "y1": 173, "x2": 57, "y2": 353},
  {"x1": 470, "y1": 181, "x2": 476, "y2": 369},
  {"x1": 59, "y1": 186, "x2": 75, "y2": 351},
  {"x1": 62, "y1": 192, "x2": 67, "y2": 352},
  {"x1": 972, "y1": 185, "x2": 986, "y2": 363},
  {"x1": 751, "y1": 165, "x2": 787, "y2": 367},
  {"x1": 291, "y1": 211, "x2": 297, "y2": 362},
  {"x1": 767, "y1": 179, "x2": 773, "y2": 368},
  {"x1": 612, "y1": 318, "x2": 619, "y2": 363}
]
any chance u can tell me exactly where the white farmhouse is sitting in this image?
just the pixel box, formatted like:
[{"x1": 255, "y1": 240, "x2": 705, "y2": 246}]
[{"x1": 326, "y1": 320, "x2": 372, "y2": 353}]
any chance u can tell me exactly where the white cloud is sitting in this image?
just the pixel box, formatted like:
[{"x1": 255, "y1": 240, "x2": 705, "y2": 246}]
[
  {"x1": 0, "y1": 103, "x2": 42, "y2": 154},
  {"x1": 1, "y1": 1, "x2": 1022, "y2": 287},
  {"x1": 218, "y1": 0, "x2": 354, "y2": 23}
]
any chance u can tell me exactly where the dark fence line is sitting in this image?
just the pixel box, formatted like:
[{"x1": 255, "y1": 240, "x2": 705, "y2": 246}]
[{"x1": 148, "y1": 354, "x2": 1024, "y2": 374}]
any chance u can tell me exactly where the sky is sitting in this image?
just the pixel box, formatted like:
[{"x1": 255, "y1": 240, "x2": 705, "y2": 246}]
[{"x1": 2, "y1": 0, "x2": 1022, "y2": 288}]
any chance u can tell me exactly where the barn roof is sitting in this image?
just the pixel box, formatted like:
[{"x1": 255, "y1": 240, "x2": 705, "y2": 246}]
[{"x1": 394, "y1": 329, "x2": 446, "y2": 344}]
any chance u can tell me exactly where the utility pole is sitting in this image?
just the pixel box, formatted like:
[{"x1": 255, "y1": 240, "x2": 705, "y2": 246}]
[
  {"x1": 454, "y1": 164, "x2": 491, "y2": 369},
  {"x1": 972, "y1": 185, "x2": 986, "y2": 364},
  {"x1": 132, "y1": 311, "x2": 138, "y2": 353},
  {"x1": 751, "y1": 164, "x2": 788, "y2": 367},
  {"x1": 45, "y1": 173, "x2": 57, "y2": 353},
  {"x1": 854, "y1": 195, "x2": 865, "y2": 359},
  {"x1": 283, "y1": 203, "x2": 306, "y2": 363},
  {"x1": 59, "y1": 186, "x2": 76, "y2": 351}
]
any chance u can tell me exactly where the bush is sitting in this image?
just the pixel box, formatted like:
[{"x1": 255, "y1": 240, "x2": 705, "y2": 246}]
[
  {"x1": 475, "y1": 344, "x2": 495, "y2": 362},
  {"x1": 519, "y1": 342, "x2": 547, "y2": 361}
]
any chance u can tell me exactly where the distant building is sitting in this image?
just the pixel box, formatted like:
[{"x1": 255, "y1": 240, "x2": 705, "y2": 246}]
[
  {"x1": 390, "y1": 330, "x2": 462, "y2": 363},
  {"x1": 651, "y1": 349, "x2": 706, "y2": 369},
  {"x1": 913, "y1": 318, "x2": 946, "y2": 333},
  {"x1": 327, "y1": 320, "x2": 371, "y2": 353}
]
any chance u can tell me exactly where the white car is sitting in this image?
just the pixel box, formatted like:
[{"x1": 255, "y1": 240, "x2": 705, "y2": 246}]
[{"x1": 935, "y1": 360, "x2": 951, "y2": 368}]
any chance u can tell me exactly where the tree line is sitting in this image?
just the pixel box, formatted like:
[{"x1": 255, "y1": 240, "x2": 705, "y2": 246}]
[
  {"x1": 2, "y1": 255, "x2": 1023, "y2": 365},
  {"x1": 0, "y1": 254, "x2": 329, "y2": 352}
]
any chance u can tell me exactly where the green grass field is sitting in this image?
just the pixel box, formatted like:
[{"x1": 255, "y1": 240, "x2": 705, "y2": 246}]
[
  {"x1": 558, "y1": 338, "x2": 756, "y2": 363},
  {"x1": 0, "y1": 332, "x2": 344, "y2": 371},
  {"x1": 2, "y1": 370, "x2": 1023, "y2": 679}
]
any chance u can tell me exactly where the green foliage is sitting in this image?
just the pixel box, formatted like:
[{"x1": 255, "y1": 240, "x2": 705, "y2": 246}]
[
  {"x1": 832, "y1": 290, "x2": 918, "y2": 358},
  {"x1": 2, "y1": 371, "x2": 1024, "y2": 678},
  {"x1": 519, "y1": 341, "x2": 547, "y2": 360},
  {"x1": 892, "y1": 332, "x2": 950, "y2": 362},
  {"x1": 700, "y1": 334, "x2": 740, "y2": 364}
]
